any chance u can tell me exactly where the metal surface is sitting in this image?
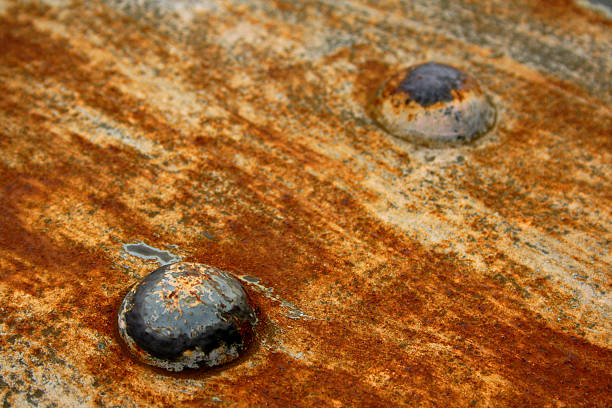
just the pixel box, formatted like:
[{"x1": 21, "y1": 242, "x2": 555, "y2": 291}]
[
  {"x1": 372, "y1": 62, "x2": 496, "y2": 144},
  {"x1": 0, "y1": 0, "x2": 611, "y2": 406},
  {"x1": 118, "y1": 262, "x2": 257, "y2": 371}
]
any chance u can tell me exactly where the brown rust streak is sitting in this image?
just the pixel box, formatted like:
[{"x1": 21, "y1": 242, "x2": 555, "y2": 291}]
[
  {"x1": 0, "y1": 14, "x2": 178, "y2": 145},
  {"x1": 525, "y1": 0, "x2": 612, "y2": 27},
  {"x1": 298, "y1": 213, "x2": 612, "y2": 405},
  {"x1": 458, "y1": 76, "x2": 612, "y2": 238},
  {"x1": 0, "y1": 0, "x2": 611, "y2": 407}
]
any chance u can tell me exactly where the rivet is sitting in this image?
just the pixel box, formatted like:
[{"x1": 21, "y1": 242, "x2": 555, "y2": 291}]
[
  {"x1": 118, "y1": 262, "x2": 257, "y2": 371},
  {"x1": 372, "y1": 62, "x2": 496, "y2": 145}
]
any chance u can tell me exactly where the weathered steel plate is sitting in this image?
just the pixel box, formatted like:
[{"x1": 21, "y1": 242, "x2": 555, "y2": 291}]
[{"x1": 0, "y1": 0, "x2": 611, "y2": 406}]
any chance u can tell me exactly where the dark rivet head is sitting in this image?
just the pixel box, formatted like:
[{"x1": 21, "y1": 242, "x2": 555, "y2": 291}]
[
  {"x1": 118, "y1": 262, "x2": 257, "y2": 371},
  {"x1": 372, "y1": 62, "x2": 496, "y2": 145}
]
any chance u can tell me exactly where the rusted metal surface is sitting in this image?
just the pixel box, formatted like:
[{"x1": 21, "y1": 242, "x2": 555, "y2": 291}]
[
  {"x1": 0, "y1": 0, "x2": 610, "y2": 406},
  {"x1": 118, "y1": 262, "x2": 257, "y2": 372},
  {"x1": 371, "y1": 62, "x2": 496, "y2": 145}
]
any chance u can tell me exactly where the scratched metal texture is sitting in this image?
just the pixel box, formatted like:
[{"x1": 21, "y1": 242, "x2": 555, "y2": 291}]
[{"x1": 0, "y1": 0, "x2": 611, "y2": 406}]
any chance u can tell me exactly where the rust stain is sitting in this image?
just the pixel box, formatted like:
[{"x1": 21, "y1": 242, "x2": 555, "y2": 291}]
[{"x1": 0, "y1": 0, "x2": 611, "y2": 407}]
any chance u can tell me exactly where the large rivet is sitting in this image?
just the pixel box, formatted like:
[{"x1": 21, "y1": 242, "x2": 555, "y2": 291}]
[
  {"x1": 372, "y1": 62, "x2": 496, "y2": 145},
  {"x1": 118, "y1": 262, "x2": 257, "y2": 371}
]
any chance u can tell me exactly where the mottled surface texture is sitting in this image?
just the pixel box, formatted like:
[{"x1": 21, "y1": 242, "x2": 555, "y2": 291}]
[
  {"x1": 0, "y1": 0, "x2": 610, "y2": 406},
  {"x1": 118, "y1": 262, "x2": 256, "y2": 371}
]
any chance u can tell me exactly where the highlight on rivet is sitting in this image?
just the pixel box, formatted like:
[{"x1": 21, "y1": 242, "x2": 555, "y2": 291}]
[
  {"x1": 118, "y1": 262, "x2": 257, "y2": 371},
  {"x1": 372, "y1": 62, "x2": 496, "y2": 145}
]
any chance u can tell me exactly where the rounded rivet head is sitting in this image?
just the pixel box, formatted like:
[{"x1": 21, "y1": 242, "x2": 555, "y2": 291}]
[
  {"x1": 118, "y1": 262, "x2": 257, "y2": 371},
  {"x1": 372, "y1": 62, "x2": 496, "y2": 145}
]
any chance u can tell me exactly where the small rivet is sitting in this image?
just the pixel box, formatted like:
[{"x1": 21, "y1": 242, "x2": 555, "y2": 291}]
[
  {"x1": 372, "y1": 62, "x2": 496, "y2": 145},
  {"x1": 118, "y1": 262, "x2": 257, "y2": 371}
]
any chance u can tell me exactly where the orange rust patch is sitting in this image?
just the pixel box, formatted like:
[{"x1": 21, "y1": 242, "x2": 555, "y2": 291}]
[
  {"x1": 0, "y1": 0, "x2": 611, "y2": 406},
  {"x1": 0, "y1": 16, "x2": 179, "y2": 145},
  {"x1": 458, "y1": 77, "x2": 612, "y2": 237},
  {"x1": 527, "y1": 0, "x2": 612, "y2": 27}
]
